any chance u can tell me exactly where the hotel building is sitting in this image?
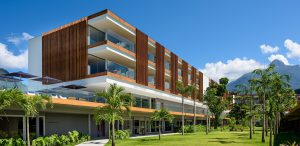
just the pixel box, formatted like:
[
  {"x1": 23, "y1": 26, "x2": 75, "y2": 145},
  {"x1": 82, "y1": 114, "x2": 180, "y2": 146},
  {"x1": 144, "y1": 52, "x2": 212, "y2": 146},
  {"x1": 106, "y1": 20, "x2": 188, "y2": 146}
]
[{"x1": 1, "y1": 9, "x2": 214, "y2": 139}]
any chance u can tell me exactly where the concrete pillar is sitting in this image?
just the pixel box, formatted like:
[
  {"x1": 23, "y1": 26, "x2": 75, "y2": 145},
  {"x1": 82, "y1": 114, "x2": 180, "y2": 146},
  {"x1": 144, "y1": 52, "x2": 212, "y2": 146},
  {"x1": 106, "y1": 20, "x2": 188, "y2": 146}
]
[
  {"x1": 22, "y1": 117, "x2": 26, "y2": 140},
  {"x1": 36, "y1": 115, "x2": 40, "y2": 137},
  {"x1": 88, "y1": 114, "x2": 91, "y2": 136}
]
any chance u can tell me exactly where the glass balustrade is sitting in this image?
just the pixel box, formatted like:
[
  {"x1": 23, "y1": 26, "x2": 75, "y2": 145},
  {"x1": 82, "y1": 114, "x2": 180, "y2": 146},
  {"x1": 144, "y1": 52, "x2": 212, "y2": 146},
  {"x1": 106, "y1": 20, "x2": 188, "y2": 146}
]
[
  {"x1": 165, "y1": 82, "x2": 170, "y2": 90},
  {"x1": 88, "y1": 25, "x2": 135, "y2": 53},
  {"x1": 148, "y1": 53, "x2": 155, "y2": 62},
  {"x1": 164, "y1": 61, "x2": 170, "y2": 70},
  {"x1": 88, "y1": 58, "x2": 135, "y2": 80},
  {"x1": 148, "y1": 76, "x2": 155, "y2": 85}
]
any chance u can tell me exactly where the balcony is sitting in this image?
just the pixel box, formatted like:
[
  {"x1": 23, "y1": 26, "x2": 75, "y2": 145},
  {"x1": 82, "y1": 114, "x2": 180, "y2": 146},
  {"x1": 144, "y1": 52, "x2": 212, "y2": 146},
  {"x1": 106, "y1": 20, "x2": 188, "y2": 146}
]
[
  {"x1": 88, "y1": 57, "x2": 135, "y2": 80},
  {"x1": 148, "y1": 75, "x2": 155, "y2": 86},
  {"x1": 88, "y1": 26, "x2": 135, "y2": 53}
]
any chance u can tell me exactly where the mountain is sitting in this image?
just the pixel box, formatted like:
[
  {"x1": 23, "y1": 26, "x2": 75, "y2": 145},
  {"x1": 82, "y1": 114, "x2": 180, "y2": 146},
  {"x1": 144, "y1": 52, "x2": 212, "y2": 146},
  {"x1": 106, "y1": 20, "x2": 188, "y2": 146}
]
[
  {"x1": 0, "y1": 68, "x2": 27, "y2": 91},
  {"x1": 227, "y1": 60, "x2": 300, "y2": 91}
]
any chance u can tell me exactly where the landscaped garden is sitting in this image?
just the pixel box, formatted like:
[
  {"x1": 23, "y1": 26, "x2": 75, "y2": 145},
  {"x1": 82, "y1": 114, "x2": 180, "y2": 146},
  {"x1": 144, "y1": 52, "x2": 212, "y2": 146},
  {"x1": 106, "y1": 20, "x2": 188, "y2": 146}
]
[{"x1": 108, "y1": 129, "x2": 270, "y2": 146}]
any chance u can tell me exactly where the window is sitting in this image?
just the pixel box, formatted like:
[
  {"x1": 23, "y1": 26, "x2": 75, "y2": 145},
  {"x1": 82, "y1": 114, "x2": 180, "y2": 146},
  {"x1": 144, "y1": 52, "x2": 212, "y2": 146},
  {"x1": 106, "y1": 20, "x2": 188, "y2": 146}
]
[
  {"x1": 178, "y1": 68, "x2": 182, "y2": 76},
  {"x1": 164, "y1": 61, "x2": 170, "y2": 70},
  {"x1": 88, "y1": 26, "x2": 105, "y2": 45}
]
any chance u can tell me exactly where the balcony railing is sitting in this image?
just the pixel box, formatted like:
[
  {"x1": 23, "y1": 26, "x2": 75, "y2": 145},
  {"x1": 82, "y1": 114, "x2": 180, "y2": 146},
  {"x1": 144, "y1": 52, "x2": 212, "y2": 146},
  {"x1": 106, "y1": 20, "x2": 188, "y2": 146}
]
[
  {"x1": 88, "y1": 25, "x2": 135, "y2": 53},
  {"x1": 148, "y1": 76, "x2": 155, "y2": 85},
  {"x1": 88, "y1": 58, "x2": 135, "y2": 80},
  {"x1": 148, "y1": 53, "x2": 155, "y2": 62},
  {"x1": 165, "y1": 82, "x2": 170, "y2": 90}
]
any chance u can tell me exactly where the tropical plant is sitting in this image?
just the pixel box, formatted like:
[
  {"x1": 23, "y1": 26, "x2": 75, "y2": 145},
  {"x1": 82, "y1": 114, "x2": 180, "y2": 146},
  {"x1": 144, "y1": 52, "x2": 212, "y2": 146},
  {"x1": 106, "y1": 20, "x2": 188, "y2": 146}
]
[
  {"x1": 115, "y1": 130, "x2": 130, "y2": 140},
  {"x1": 190, "y1": 83, "x2": 198, "y2": 133},
  {"x1": 94, "y1": 83, "x2": 133, "y2": 146},
  {"x1": 251, "y1": 65, "x2": 275, "y2": 143},
  {"x1": 17, "y1": 94, "x2": 52, "y2": 146},
  {"x1": 203, "y1": 77, "x2": 229, "y2": 130},
  {"x1": 151, "y1": 108, "x2": 174, "y2": 140},
  {"x1": 176, "y1": 81, "x2": 192, "y2": 135}
]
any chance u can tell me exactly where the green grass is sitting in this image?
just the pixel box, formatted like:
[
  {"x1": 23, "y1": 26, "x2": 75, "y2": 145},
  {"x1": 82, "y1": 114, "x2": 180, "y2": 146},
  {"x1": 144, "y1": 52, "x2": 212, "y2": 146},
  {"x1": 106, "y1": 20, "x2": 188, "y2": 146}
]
[{"x1": 106, "y1": 130, "x2": 271, "y2": 146}]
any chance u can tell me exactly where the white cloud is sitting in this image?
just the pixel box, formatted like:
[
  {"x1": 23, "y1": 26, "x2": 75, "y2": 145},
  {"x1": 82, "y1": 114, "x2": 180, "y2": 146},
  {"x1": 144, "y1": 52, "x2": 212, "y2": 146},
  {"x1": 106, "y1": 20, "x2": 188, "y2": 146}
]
[
  {"x1": 201, "y1": 58, "x2": 265, "y2": 82},
  {"x1": 284, "y1": 39, "x2": 300, "y2": 59},
  {"x1": 0, "y1": 43, "x2": 28, "y2": 69},
  {"x1": 268, "y1": 54, "x2": 289, "y2": 65},
  {"x1": 7, "y1": 32, "x2": 34, "y2": 45},
  {"x1": 260, "y1": 44, "x2": 279, "y2": 54}
]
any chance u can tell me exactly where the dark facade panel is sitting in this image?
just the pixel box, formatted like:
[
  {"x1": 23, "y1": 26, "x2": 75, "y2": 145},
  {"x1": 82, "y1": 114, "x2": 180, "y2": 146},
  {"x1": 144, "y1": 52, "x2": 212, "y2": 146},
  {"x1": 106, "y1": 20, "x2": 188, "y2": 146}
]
[
  {"x1": 199, "y1": 71, "x2": 204, "y2": 101},
  {"x1": 171, "y1": 53, "x2": 178, "y2": 94},
  {"x1": 191, "y1": 67, "x2": 196, "y2": 99},
  {"x1": 136, "y1": 29, "x2": 148, "y2": 85},
  {"x1": 155, "y1": 43, "x2": 165, "y2": 90},
  {"x1": 42, "y1": 19, "x2": 87, "y2": 82},
  {"x1": 182, "y1": 60, "x2": 188, "y2": 86}
]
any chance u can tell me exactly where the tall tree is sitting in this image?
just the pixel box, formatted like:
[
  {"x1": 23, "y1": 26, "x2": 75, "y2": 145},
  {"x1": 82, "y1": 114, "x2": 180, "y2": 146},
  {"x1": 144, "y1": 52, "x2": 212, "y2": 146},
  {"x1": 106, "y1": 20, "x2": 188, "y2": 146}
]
[
  {"x1": 190, "y1": 83, "x2": 198, "y2": 133},
  {"x1": 204, "y1": 77, "x2": 229, "y2": 130},
  {"x1": 252, "y1": 65, "x2": 275, "y2": 143},
  {"x1": 176, "y1": 81, "x2": 192, "y2": 135},
  {"x1": 151, "y1": 108, "x2": 174, "y2": 140},
  {"x1": 94, "y1": 84, "x2": 133, "y2": 146}
]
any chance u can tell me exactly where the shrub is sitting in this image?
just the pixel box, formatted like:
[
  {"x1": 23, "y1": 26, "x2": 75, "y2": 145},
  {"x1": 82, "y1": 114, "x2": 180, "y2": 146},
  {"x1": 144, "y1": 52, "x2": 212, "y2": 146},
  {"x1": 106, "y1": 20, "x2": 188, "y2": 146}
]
[
  {"x1": 59, "y1": 135, "x2": 70, "y2": 145},
  {"x1": 177, "y1": 125, "x2": 195, "y2": 133},
  {"x1": 0, "y1": 130, "x2": 8, "y2": 139},
  {"x1": 0, "y1": 138, "x2": 26, "y2": 146},
  {"x1": 115, "y1": 130, "x2": 130, "y2": 140},
  {"x1": 68, "y1": 130, "x2": 79, "y2": 143}
]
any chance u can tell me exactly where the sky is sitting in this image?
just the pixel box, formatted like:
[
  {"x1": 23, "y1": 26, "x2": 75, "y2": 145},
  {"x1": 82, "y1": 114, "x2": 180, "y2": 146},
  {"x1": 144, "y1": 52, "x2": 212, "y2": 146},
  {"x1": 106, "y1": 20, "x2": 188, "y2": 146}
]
[{"x1": 1, "y1": 0, "x2": 300, "y2": 82}]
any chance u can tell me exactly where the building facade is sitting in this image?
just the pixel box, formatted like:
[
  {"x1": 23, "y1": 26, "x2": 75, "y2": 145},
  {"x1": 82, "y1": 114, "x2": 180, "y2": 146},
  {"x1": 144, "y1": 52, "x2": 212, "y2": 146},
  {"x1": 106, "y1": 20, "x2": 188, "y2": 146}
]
[{"x1": 1, "y1": 9, "x2": 213, "y2": 140}]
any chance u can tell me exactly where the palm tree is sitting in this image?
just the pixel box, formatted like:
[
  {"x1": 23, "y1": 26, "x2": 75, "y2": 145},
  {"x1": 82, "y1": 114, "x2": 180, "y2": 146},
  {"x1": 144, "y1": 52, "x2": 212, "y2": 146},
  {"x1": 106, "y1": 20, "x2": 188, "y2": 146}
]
[
  {"x1": 94, "y1": 84, "x2": 133, "y2": 146},
  {"x1": 18, "y1": 94, "x2": 52, "y2": 146},
  {"x1": 151, "y1": 108, "x2": 174, "y2": 140},
  {"x1": 0, "y1": 88, "x2": 19, "y2": 114},
  {"x1": 190, "y1": 84, "x2": 198, "y2": 133},
  {"x1": 176, "y1": 81, "x2": 192, "y2": 135},
  {"x1": 252, "y1": 65, "x2": 275, "y2": 143}
]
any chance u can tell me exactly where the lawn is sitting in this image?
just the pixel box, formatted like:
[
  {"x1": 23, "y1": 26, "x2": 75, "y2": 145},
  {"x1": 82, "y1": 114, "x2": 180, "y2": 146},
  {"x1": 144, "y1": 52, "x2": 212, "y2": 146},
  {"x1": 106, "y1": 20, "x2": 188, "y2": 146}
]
[{"x1": 107, "y1": 130, "x2": 271, "y2": 146}]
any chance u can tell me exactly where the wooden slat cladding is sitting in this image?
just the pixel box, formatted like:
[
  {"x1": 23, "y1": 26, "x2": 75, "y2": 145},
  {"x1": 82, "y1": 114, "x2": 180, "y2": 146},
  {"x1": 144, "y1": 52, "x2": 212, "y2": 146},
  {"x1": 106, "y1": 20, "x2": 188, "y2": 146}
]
[
  {"x1": 191, "y1": 67, "x2": 196, "y2": 99},
  {"x1": 155, "y1": 43, "x2": 165, "y2": 90},
  {"x1": 136, "y1": 29, "x2": 148, "y2": 85},
  {"x1": 182, "y1": 60, "x2": 188, "y2": 86},
  {"x1": 42, "y1": 19, "x2": 87, "y2": 82},
  {"x1": 170, "y1": 53, "x2": 178, "y2": 94},
  {"x1": 198, "y1": 72, "x2": 204, "y2": 101}
]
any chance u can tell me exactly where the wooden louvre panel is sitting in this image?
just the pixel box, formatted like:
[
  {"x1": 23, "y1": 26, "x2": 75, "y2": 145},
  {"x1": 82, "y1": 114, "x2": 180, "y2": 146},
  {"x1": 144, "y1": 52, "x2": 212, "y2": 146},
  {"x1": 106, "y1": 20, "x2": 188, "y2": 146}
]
[
  {"x1": 191, "y1": 67, "x2": 196, "y2": 99},
  {"x1": 135, "y1": 29, "x2": 148, "y2": 85},
  {"x1": 42, "y1": 19, "x2": 87, "y2": 82},
  {"x1": 199, "y1": 71, "x2": 204, "y2": 101},
  {"x1": 155, "y1": 43, "x2": 165, "y2": 90},
  {"x1": 171, "y1": 53, "x2": 178, "y2": 94},
  {"x1": 182, "y1": 60, "x2": 188, "y2": 86}
]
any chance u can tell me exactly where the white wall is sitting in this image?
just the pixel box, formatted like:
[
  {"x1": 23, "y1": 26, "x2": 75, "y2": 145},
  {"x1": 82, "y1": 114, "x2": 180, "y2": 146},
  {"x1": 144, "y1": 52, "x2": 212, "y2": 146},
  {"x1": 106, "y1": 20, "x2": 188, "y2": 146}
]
[
  {"x1": 203, "y1": 74, "x2": 210, "y2": 94},
  {"x1": 28, "y1": 36, "x2": 42, "y2": 91}
]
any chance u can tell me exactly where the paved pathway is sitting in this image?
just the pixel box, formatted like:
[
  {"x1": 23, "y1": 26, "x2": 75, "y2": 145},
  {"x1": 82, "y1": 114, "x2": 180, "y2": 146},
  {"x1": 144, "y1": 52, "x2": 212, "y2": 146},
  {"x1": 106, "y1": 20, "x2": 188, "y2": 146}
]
[
  {"x1": 76, "y1": 133, "x2": 178, "y2": 146},
  {"x1": 77, "y1": 139, "x2": 109, "y2": 146}
]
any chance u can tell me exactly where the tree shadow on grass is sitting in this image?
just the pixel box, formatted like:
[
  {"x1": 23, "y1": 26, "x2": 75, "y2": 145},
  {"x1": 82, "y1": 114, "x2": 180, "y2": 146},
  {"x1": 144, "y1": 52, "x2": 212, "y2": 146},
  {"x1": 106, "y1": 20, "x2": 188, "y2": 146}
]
[
  {"x1": 139, "y1": 138, "x2": 160, "y2": 142},
  {"x1": 208, "y1": 140, "x2": 238, "y2": 144}
]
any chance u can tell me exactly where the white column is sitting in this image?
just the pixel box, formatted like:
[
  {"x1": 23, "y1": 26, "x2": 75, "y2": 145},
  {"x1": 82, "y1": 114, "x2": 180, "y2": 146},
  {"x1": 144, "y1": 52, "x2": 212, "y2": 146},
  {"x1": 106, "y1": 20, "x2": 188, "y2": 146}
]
[{"x1": 22, "y1": 116, "x2": 26, "y2": 140}]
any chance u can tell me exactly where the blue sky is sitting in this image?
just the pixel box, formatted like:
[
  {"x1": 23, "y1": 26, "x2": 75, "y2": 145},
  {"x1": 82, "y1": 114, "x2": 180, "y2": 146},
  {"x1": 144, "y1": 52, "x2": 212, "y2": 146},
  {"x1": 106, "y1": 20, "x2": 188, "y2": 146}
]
[{"x1": 1, "y1": 0, "x2": 300, "y2": 81}]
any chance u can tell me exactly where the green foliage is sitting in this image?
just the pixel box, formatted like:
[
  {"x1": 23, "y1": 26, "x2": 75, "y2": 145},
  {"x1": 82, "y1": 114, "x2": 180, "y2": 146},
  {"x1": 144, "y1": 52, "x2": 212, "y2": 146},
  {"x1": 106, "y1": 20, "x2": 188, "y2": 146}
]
[
  {"x1": 31, "y1": 130, "x2": 90, "y2": 146},
  {"x1": 115, "y1": 130, "x2": 130, "y2": 140},
  {"x1": 177, "y1": 125, "x2": 206, "y2": 133},
  {"x1": 0, "y1": 130, "x2": 8, "y2": 139},
  {"x1": 151, "y1": 108, "x2": 174, "y2": 123},
  {"x1": 0, "y1": 138, "x2": 26, "y2": 146},
  {"x1": 228, "y1": 104, "x2": 247, "y2": 125}
]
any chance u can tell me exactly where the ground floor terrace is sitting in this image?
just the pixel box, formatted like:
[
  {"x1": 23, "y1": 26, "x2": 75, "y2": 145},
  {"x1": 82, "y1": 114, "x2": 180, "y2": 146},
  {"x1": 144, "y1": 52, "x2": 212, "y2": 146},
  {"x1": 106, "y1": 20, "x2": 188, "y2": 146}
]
[{"x1": 0, "y1": 98, "x2": 209, "y2": 140}]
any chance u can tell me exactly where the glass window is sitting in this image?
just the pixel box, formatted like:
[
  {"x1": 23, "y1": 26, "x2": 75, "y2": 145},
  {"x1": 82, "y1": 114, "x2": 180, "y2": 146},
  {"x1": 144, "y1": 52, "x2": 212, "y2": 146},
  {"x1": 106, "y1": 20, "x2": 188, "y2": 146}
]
[
  {"x1": 88, "y1": 26, "x2": 105, "y2": 45},
  {"x1": 134, "y1": 97, "x2": 141, "y2": 107},
  {"x1": 107, "y1": 61, "x2": 135, "y2": 79},
  {"x1": 142, "y1": 99, "x2": 149, "y2": 108},
  {"x1": 165, "y1": 82, "x2": 170, "y2": 90}
]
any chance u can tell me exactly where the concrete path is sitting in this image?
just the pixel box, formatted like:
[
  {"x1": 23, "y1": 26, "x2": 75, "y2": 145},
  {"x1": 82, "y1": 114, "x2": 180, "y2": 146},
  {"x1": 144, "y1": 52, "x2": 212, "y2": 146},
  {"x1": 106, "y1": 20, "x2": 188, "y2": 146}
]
[
  {"x1": 130, "y1": 133, "x2": 179, "y2": 139},
  {"x1": 77, "y1": 139, "x2": 109, "y2": 146},
  {"x1": 77, "y1": 133, "x2": 178, "y2": 146}
]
